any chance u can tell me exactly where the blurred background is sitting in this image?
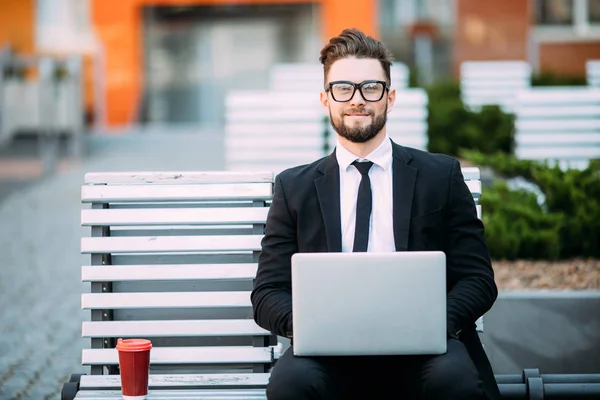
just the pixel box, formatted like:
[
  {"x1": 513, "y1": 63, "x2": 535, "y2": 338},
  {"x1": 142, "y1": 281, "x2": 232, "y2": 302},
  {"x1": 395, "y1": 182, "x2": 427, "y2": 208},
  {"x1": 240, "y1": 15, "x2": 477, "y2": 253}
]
[{"x1": 0, "y1": 1, "x2": 599, "y2": 399}]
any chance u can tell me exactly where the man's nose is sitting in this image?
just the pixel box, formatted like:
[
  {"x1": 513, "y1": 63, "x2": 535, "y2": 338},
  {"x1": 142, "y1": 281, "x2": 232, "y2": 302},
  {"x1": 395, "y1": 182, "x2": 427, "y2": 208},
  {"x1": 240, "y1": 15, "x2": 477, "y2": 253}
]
[{"x1": 349, "y1": 87, "x2": 366, "y2": 107}]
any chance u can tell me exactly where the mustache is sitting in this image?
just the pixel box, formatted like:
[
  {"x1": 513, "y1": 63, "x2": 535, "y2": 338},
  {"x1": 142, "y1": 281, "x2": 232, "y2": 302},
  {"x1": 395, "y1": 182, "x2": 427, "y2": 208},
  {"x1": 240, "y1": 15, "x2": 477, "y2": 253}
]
[{"x1": 343, "y1": 108, "x2": 373, "y2": 115}]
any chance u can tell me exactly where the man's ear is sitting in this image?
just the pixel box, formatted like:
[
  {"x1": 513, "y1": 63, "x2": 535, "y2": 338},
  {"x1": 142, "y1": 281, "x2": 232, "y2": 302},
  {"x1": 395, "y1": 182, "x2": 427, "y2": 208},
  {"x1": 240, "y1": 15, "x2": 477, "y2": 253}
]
[
  {"x1": 320, "y1": 91, "x2": 329, "y2": 111},
  {"x1": 386, "y1": 88, "x2": 396, "y2": 114}
]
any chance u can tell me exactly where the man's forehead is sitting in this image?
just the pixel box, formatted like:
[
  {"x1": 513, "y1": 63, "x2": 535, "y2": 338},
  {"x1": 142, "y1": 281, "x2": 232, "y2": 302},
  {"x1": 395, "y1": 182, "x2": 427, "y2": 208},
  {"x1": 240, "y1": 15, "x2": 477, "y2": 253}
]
[{"x1": 327, "y1": 58, "x2": 386, "y2": 83}]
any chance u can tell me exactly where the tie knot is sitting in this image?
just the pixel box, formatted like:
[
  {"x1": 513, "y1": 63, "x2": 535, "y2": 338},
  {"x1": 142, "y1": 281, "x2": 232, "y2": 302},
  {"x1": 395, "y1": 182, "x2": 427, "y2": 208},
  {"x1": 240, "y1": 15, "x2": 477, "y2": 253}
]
[{"x1": 352, "y1": 160, "x2": 373, "y2": 176}]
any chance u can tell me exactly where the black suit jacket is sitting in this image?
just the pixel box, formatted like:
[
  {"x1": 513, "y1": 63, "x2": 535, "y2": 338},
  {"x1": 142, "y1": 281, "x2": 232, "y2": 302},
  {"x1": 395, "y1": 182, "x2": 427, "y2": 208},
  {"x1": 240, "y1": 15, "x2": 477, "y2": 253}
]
[{"x1": 251, "y1": 140, "x2": 501, "y2": 400}]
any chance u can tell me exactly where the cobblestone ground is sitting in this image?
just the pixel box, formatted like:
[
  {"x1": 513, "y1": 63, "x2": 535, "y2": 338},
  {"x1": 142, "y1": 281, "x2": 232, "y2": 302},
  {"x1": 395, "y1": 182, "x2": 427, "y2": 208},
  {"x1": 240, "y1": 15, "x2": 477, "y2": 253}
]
[{"x1": 0, "y1": 127, "x2": 225, "y2": 400}]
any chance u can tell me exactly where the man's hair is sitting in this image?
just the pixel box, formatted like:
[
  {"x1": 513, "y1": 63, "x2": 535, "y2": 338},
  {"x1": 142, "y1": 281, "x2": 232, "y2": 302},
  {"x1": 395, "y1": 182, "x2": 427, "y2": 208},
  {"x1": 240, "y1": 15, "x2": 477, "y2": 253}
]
[{"x1": 319, "y1": 28, "x2": 395, "y2": 87}]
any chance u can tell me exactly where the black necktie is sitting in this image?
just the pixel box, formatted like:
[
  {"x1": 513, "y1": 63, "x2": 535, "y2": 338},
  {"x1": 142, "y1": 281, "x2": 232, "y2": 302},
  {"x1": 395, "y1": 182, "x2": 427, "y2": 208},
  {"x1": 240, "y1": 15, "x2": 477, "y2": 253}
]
[{"x1": 352, "y1": 160, "x2": 374, "y2": 252}]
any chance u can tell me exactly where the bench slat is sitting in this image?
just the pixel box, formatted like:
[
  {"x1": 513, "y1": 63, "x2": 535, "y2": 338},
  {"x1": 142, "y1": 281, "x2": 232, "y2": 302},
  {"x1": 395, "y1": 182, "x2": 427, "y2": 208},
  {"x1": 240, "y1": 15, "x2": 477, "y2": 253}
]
[
  {"x1": 82, "y1": 208, "x2": 268, "y2": 227},
  {"x1": 515, "y1": 147, "x2": 600, "y2": 159},
  {"x1": 82, "y1": 346, "x2": 272, "y2": 365},
  {"x1": 82, "y1": 264, "x2": 258, "y2": 282},
  {"x1": 225, "y1": 123, "x2": 324, "y2": 136},
  {"x1": 82, "y1": 319, "x2": 269, "y2": 338},
  {"x1": 80, "y1": 373, "x2": 269, "y2": 390},
  {"x1": 461, "y1": 167, "x2": 480, "y2": 180},
  {"x1": 516, "y1": 120, "x2": 600, "y2": 131},
  {"x1": 81, "y1": 184, "x2": 273, "y2": 203},
  {"x1": 465, "y1": 180, "x2": 482, "y2": 198},
  {"x1": 74, "y1": 389, "x2": 267, "y2": 399},
  {"x1": 84, "y1": 172, "x2": 274, "y2": 185},
  {"x1": 516, "y1": 133, "x2": 600, "y2": 145},
  {"x1": 81, "y1": 235, "x2": 263, "y2": 254},
  {"x1": 82, "y1": 291, "x2": 252, "y2": 310}
]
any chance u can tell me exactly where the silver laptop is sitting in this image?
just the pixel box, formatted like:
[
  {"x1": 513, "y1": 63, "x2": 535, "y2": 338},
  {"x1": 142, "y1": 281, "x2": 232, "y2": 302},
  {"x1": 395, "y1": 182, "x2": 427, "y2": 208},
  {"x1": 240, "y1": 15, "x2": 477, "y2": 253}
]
[{"x1": 290, "y1": 251, "x2": 447, "y2": 356}]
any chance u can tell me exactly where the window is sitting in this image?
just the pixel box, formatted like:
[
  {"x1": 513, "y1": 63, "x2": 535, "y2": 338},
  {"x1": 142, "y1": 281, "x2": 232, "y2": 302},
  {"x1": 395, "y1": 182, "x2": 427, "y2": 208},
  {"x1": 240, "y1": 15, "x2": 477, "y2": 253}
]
[
  {"x1": 535, "y1": 0, "x2": 600, "y2": 27},
  {"x1": 536, "y1": 0, "x2": 574, "y2": 25},
  {"x1": 590, "y1": 0, "x2": 600, "y2": 22}
]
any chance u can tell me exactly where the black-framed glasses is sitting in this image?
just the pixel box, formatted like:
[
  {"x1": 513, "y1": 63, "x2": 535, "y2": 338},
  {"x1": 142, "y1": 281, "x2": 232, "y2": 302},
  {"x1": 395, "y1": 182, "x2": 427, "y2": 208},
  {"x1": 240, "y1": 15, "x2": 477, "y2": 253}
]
[{"x1": 325, "y1": 80, "x2": 390, "y2": 102}]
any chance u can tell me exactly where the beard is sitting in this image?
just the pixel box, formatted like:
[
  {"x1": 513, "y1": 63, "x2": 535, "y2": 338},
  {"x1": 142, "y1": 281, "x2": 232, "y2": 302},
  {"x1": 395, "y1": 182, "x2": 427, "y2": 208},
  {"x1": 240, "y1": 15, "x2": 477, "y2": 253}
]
[{"x1": 329, "y1": 104, "x2": 387, "y2": 144}]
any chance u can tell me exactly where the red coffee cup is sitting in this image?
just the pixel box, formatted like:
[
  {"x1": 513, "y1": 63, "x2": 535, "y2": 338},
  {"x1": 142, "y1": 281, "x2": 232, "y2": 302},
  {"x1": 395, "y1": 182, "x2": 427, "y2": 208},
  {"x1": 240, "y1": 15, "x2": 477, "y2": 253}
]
[{"x1": 116, "y1": 338, "x2": 152, "y2": 399}]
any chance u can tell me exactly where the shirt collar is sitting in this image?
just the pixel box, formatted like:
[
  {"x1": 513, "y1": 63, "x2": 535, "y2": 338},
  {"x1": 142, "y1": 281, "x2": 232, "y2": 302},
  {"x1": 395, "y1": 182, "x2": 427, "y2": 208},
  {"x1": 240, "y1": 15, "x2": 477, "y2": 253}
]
[{"x1": 336, "y1": 135, "x2": 393, "y2": 172}]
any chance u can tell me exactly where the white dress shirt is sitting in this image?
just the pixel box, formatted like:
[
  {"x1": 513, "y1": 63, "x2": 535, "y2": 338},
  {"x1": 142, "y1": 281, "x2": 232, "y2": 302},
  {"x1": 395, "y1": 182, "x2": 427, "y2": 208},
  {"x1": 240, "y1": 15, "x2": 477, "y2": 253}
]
[{"x1": 335, "y1": 136, "x2": 396, "y2": 253}]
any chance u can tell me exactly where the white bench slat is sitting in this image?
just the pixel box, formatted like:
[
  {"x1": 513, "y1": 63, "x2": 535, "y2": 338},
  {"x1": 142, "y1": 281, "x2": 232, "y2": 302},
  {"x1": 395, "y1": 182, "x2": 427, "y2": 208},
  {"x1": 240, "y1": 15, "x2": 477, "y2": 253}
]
[
  {"x1": 225, "y1": 123, "x2": 325, "y2": 136},
  {"x1": 81, "y1": 291, "x2": 252, "y2": 310},
  {"x1": 226, "y1": 110, "x2": 325, "y2": 122},
  {"x1": 516, "y1": 133, "x2": 600, "y2": 145},
  {"x1": 516, "y1": 105, "x2": 600, "y2": 118},
  {"x1": 387, "y1": 109, "x2": 427, "y2": 120},
  {"x1": 82, "y1": 184, "x2": 273, "y2": 203},
  {"x1": 461, "y1": 167, "x2": 480, "y2": 180},
  {"x1": 588, "y1": 60, "x2": 600, "y2": 87},
  {"x1": 515, "y1": 88, "x2": 600, "y2": 104},
  {"x1": 225, "y1": 137, "x2": 323, "y2": 148},
  {"x1": 82, "y1": 208, "x2": 268, "y2": 227},
  {"x1": 84, "y1": 172, "x2": 274, "y2": 185},
  {"x1": 461, "y1": 79, "x2": 530, "y2": 89},
  {"x1": 515, "y1": 147, "x2": 600, "y2": 159},
  {"x1": 74, "y1": 389, "x2": 267, "y2": 399},
  {"x1": 79, "y1": 373, "x2": 270, "y2": 390},
  {"x1": 226, "y1": 152, "x2": 323, "y2": 164},
  {"x1": 82, "y1": 319, "x2": 269, "y2": 338},
  {"x1": 82, "y1": 264, "x2": 258, "y2": 282},
  {"x1": 81, "y1": 235, "x2": 263, "y2": 254},
  {"x1": 225, "y1": 91, "x2": 319, "y2": 107},
  {"x1": 516, "y1": 120, "x2": 600, "y2": 131},
  {"x1": 226, "y1": 163, "x2": 308, "y2": 174},
  {"x1": 82, "y1": 346, "x2": 272, "y2": 365},
  {"x1": 466, "y1": 180, "x2": 482, "y2": 198}
]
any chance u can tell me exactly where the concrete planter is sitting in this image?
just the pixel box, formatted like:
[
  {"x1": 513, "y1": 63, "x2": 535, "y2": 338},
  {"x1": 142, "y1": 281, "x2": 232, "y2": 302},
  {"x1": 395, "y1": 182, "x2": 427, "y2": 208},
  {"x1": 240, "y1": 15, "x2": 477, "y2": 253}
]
[{"x1": 481, "y1": 291, "x2": 600, "y2": 374}]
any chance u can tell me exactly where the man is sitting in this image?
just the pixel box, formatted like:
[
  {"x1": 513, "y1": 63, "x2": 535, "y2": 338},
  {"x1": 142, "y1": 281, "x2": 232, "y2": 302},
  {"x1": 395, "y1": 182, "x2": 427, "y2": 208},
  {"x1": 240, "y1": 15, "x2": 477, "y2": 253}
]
[{"x1": 250, "y1": 28, "x2": 500, "y2": 400}]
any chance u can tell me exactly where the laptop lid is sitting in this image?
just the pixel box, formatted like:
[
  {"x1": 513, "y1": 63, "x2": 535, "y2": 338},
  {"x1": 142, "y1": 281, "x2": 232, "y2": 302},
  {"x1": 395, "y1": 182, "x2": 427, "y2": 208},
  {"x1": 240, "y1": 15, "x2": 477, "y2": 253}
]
[{"x1": 290, "y1": 251, "x2": 447, "y2": 356}]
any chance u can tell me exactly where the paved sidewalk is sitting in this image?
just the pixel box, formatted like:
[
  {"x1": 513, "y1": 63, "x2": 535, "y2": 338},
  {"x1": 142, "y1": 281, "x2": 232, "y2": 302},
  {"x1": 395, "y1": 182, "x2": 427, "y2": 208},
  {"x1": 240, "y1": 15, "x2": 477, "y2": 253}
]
[{"x1": 0, "y1": 127, "x2": 225, "y2": 399}]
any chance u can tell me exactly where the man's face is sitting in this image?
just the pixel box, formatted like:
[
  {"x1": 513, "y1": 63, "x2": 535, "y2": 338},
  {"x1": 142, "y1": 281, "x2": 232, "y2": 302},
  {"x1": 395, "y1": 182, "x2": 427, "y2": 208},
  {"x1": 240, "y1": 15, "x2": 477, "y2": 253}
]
[{"x1": 320, "y1": 58, "x2": 395, "y2": 143}]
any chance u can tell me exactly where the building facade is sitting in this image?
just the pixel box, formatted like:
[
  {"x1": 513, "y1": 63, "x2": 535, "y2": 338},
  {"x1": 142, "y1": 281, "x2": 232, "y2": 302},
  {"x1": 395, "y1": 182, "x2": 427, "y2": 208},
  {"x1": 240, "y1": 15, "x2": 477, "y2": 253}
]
[{"x1": 1, "y1": 0, "x2": 599, "y2": 128}]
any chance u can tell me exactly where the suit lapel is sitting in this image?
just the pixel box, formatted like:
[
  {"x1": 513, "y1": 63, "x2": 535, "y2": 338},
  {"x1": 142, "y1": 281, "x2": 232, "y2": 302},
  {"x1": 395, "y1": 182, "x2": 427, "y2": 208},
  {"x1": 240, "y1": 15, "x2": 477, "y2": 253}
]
[
  {"x1": 392, "y1": 142, "x2": 417, "y2": 251},
  {"x1": 314, "y1": 151, "x2": 342, "y2": 252}
]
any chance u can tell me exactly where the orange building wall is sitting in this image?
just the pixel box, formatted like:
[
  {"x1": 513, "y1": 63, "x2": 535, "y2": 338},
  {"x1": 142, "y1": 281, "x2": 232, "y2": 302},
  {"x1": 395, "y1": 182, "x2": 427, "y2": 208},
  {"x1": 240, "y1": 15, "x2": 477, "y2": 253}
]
[
  {"x1": 453, "y1": 0, "x2": 531, "y2": 77},
  {"x1": 0, "y1": 0, "x2": 35, "y2": 53},
  {"x1": 539, "y1": 41, "x2": 600, "y2": 77},
  {"x1": 91, "y1": 0, "x2": 377, "y2": 128}
]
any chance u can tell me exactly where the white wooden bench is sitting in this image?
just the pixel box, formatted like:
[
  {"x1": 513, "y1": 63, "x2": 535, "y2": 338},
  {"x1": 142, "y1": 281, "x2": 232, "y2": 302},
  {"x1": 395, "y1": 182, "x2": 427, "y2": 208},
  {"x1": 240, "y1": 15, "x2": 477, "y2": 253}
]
[
  {"x1": 269, "y1": 62, "x2": 410, "y2": 92},
  {"x1": 64, "y1": 168, "x2": 484, "y2": 399},
  {"x1": 460, "y1": 61, "x2": 532, "y2": 113},
  {"x1": 513, "y1": 87, "x2": 600, "y2": 170},
  {"x1": 223, "y1": 91, "x2": 327, "y2": 174},
  {"x1": 588, "y1": 60, "x2": 600, "y2": 88}
]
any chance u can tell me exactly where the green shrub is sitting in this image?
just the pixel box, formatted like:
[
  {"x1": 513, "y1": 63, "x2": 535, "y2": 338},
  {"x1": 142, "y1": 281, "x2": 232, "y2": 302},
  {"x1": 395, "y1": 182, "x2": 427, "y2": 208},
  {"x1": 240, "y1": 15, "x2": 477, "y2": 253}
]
[
  {"x1": 480, "y1": 181, "x2": 564, "y2": 260},
  {"x1": 531, "y1": 72, "x2": 587, "y2": 87},
  {"x1": 425, "y1": 81, "x2": 514, "y2": 157},
  {"x1": 462, "y1": 150, "x2": 600, "y2": 259}
]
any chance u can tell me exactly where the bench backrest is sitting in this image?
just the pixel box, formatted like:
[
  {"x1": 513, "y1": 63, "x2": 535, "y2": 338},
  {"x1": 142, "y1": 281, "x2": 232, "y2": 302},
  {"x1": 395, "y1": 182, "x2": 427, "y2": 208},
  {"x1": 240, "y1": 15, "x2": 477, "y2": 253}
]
[
  {"x1": 269, "y1": 62, "x2": 410, "y2": 92},
  {"x1": 224, "y1": 87, "x2": 429, "y2": 174},
  {"x1": 223, "y1": 91, "x2": 328, "y2": 173},
  {"x1": 514, "y1": 87, "x2": 600, "y2": 170},
  {"x1": 81, "y1": 171, "x2": 277, "y2": 376},
  {"x1": 588, "y1": 60, "x2": 600, "y2": 87},
  {"x1": 460, "y1": 61, "x2": 532, "y2": 113}
]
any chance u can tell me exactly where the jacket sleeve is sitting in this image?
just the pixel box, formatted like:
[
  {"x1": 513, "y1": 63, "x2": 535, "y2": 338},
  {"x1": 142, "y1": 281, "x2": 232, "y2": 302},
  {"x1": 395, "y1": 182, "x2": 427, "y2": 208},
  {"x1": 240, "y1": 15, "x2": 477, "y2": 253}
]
[
  {"x1": 250, "y1": 174, "x2": 297, "y2": 338},
  {"x1": 444, "y1": 160, "x2": 498, "y2": 339}
]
